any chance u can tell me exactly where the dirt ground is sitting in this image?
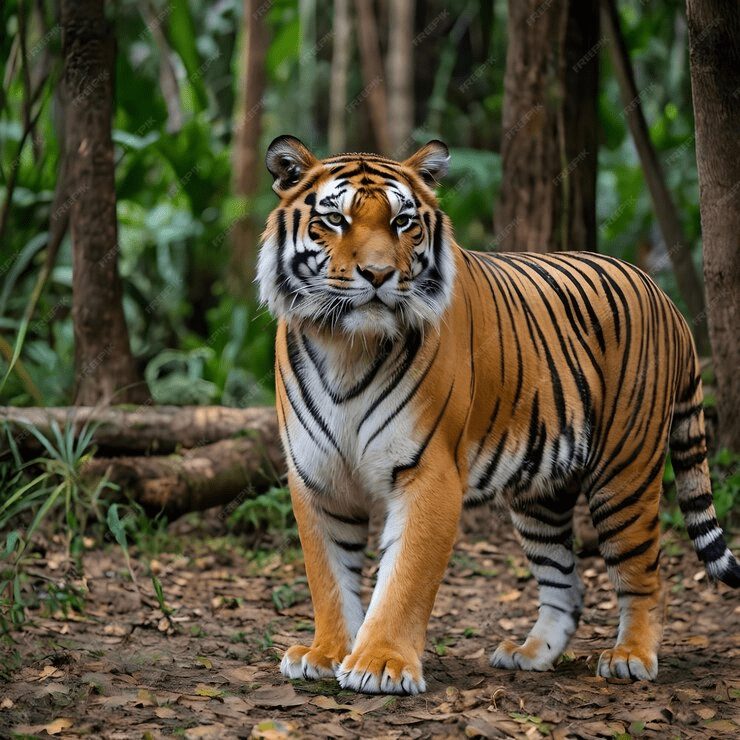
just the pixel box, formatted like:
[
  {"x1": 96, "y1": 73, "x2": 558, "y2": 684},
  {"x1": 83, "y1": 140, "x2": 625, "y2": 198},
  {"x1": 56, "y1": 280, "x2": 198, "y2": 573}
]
[{"x1": 1, "y1": 511, "x2": 739, "y2": 739}]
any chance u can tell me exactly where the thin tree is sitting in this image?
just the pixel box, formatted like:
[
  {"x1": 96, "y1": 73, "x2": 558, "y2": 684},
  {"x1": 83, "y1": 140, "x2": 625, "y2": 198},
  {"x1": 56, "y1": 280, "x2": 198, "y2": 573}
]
[
  {"x1": 686, "y1": 0, "x2": 740, "y2": 452},
  {"x1": 229, "y1": 0, "x2": 268, "y2": 297},
  {"x1": 329, "y1": 0, "x2": 352, "y2": 153},
  {"x1": 61, "y1": 0, "x2": 149, "y2": 405},
  {"x1": 602, "y1": 0, "x2": 709, "y2": 355},
  {"x1": 386, "y1": 0, "x2": 414, "y2": 157},
  {"x1": 495, "y1": 0, "x2": 600, "y2": 253},
  {"x1": 354, "y1": 0, "x2": 391, "y2": 154}
]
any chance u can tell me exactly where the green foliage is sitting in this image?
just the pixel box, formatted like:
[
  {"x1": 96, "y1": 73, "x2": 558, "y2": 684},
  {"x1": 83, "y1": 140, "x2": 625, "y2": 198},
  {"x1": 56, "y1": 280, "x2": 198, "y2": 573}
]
[
  {"x1": 0, "y1": 0, "x2": 707, "y2": 410},
  {"x1": 227, "y1": 486, "x2": 296, "y2": 538},
  {"x1": 709, "y1": 450, "x2": 739, "y2": 529},
  {"x1": 662, "y1": 449, "x2": 739, "y2": 531},
  {"x1": 0, "y1": 419, "x2": 112, "y2": 630}
]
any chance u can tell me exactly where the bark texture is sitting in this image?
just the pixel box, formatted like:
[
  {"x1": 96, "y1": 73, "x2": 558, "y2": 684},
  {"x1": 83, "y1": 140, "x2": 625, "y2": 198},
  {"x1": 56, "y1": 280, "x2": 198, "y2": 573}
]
[
  {"x1": 354, "y1": 0, "x2": 391, "y2": 154},
  {"x1": 328, "y1": 0, "x2": 351, "y2": 153},
  {"x1": 83, "y1": 435, "x2": 285, "y2": 519},
  {"x1": 229, "y1": 0, "x2": 268, "y2": 297},
  {"x1": 686, "y1": 0, "x2": 740, "y2": 451},
  {"x1": 0, "y1": 405, "x2": 279, "y2": 455},
  {"x1": 495, "y1": 0, "x2": 599, "y2": 253},
  {"x1": 62, "y1": 0, "x2": 149, "y2": 405},
  {"x1": 386, "y1": 0, "x2": 414, "y2": 157}
]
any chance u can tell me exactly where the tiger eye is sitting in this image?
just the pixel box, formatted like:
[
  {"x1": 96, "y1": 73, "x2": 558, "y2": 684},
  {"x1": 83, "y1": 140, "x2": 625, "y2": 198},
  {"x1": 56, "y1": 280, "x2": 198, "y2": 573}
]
[
  {"x1": 326, "y1": 212, "x2": 344, "y2": 226},
  {"x1": 394, "y1": 215, "x2": 410, "y2": 228}
]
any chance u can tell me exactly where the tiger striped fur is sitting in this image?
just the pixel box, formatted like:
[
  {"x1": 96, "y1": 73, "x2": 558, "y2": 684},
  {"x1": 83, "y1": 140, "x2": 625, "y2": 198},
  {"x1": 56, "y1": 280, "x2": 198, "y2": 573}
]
[{"x1": 256, "y1": 135, "x2": 740, "y2": 695}]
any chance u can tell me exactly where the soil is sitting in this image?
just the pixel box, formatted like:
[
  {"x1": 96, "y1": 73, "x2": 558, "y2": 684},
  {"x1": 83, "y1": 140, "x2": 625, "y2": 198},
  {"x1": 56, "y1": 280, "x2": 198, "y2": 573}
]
[{"x1": 1, "y1": 511, "x2": 738, "y2": 739}]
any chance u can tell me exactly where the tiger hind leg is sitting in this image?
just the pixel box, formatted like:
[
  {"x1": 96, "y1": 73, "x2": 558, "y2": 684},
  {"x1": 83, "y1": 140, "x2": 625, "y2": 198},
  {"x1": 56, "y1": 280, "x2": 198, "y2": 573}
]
[
  {"x1": 590, "y1": 472, "x2": 665, "y2": 680},
  {"x1": 491, "y1": 487, "x2": 583, "y2": 672}
]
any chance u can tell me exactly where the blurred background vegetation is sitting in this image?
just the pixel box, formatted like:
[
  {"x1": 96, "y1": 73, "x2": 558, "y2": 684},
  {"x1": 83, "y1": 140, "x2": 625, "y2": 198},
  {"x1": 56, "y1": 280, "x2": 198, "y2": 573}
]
[{"x1": 0, "y1": 0, "x2": 704, "y2": 409}]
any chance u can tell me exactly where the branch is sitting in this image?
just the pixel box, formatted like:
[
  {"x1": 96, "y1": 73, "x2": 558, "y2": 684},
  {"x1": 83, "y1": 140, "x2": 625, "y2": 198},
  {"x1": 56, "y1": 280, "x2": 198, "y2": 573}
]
[{"x1": 0, "y1": 405, "x2": 280, "y2": 455}]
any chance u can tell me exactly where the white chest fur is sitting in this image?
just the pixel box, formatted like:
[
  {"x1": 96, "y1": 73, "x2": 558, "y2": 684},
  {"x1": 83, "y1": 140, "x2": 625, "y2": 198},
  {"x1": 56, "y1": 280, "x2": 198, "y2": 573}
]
[{"x1": 280, "y1": 330, "x2": 421, "y2": 514}]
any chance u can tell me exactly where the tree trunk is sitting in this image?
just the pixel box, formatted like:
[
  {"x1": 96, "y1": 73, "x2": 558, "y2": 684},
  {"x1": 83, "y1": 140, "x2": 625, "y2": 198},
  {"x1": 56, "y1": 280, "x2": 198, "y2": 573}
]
[
  {"x1": 354, "y1": 0, "x2": 391, "y2": 155},
  {"x1": 386, "y1": 0, "x2": 414, "y2": 157},
  {"x1": 602, "y1": 0, "x2": 710, "y2": 355},
  {"x1": 0, "y1": 405, "x2": 279, "y2": 455},
  {"x1": 328, "y1": 0, "x2": 351, "y2": 153},
  {"x1": 83, "y1": 435, "x2": 285, "y2": 520},
  {"x1": 229, "y1": 0, "x2": 268, "y2": 298},
  {"x1": 61, "y1": 0, "x2": 149, "y2": 405},
  {"x1": 686, "y1": 0, "x2": 740, "y2": 452},
  {"x1": 495, "y1": 0, "x2": 599, "y2": 253}
]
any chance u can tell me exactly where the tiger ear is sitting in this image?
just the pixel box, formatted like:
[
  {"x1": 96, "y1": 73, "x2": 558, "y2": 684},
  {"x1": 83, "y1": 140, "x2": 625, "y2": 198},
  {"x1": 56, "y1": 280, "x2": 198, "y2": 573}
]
[
  {"x1": 403, "y1": 140, "x2": 450, "y2": 187},
  {"x1": 265, "y1": 135, "x2": 318, "y2": 194}
]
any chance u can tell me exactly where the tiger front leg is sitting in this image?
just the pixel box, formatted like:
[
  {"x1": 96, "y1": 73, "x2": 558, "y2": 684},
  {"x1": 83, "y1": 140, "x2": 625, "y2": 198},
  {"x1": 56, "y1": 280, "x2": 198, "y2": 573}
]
[
  {"x1": 280, "y1": 473, "x2": 368, "y2": 680},
  {"x1": 337, "y1": 463, "x2": 462, "y2": 695}
]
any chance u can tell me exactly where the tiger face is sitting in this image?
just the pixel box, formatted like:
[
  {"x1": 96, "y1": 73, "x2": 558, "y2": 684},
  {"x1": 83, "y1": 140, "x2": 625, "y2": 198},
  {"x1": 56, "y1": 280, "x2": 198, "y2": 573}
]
[{"x1": 257, "y1": 136, "x2": 456, "y2": 338}]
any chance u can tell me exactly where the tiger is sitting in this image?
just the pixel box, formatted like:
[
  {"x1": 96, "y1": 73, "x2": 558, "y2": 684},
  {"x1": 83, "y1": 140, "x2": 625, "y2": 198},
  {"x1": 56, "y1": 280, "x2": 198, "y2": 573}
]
[{"x1": 256, "y1": 135, "x2": 740, "y2": 695}]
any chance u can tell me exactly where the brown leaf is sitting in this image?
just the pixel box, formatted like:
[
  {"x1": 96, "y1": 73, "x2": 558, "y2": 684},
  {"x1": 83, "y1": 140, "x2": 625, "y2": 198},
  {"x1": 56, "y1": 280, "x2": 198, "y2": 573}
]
[
  {"x1": 251, "y1": 684, "x2": 309, "y2": 708},
  {"x1": 704, "y1": 719, "x2": 739, "y2": 733},
  {"x1": 221, "y1": 666, "x2": 260, "y2": 684},
  {"x1": 155, "y1": 706, "x2": 179, "y2": 719},
  {"x1": 695, "y1": 707, "x2": 716, "y2": 720},
  {"x1": 185, "y1": 724, "x2": 229, "y2": 739},
  {"x1": 44, "y1": 718, "x2": 74, "y2": 735}
]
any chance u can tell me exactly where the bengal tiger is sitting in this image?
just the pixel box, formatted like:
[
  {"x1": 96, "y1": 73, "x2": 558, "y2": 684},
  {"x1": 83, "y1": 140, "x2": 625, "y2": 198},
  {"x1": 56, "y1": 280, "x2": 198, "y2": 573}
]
[{"x1": 256, "y1": 135, "x2": 739, "y2": 695}]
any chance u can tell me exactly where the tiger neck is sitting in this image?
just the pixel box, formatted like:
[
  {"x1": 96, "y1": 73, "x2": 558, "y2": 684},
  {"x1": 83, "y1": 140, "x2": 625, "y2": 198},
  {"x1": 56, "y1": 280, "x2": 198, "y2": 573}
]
[{"x1": 285, "y1": 321, "x2": 408, "y2": 397}]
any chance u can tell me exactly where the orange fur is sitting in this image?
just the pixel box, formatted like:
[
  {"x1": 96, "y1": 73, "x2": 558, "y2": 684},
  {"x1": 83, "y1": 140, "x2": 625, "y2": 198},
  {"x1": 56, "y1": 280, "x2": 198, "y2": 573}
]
[{"x1": 260, "y1": 137, "x2": 739, "y2": 692}]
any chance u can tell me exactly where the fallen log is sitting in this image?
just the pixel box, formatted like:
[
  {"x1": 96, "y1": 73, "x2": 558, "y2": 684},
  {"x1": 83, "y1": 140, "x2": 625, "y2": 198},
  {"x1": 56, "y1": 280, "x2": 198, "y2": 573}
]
[
  {"x1": 0, "y1": 405, "x2": 278, "y2": 454},
  {"x1": 83, "y1": 434, "x2": 287, "y2": 520}
]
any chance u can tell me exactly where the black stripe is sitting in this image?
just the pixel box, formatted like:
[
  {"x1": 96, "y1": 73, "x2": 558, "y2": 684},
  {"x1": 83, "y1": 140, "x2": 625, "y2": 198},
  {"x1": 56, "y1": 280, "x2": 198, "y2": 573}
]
[
  {"x1": 672, "y1": 450, "x2": 707, "y2": 473},
  {"x1": 696, "y1": 533, "x2": 726, "y2": 563},
  {"x1": 686, "y1": 517, "x2": 718, "y2": 541},
  {"x1": 276, "y1": 393, "x2": 329, "y2": 496},
  {"x1": 302, "y1": 334, "x2": 393, "y2": 405},
  {"x1": 671, "y1": 403, "x2": 702, "y2": 426},
  {"x1": 528, "y1": 554, "x2": 575, "y2": 575},
  {"x1": 285, "y1": 331, "x2": 345, "y2": 459},
  {"x1": 597, "y1": 512, "x2": 641, "y2": 545},
  {"x1": 391, "y1": 381, "x2": 455, "y2": 485},
  {"x1": 278, "y1": 363, "x2": 329, "y2": 454},
  {"x1": 362, "y1": 339, "x2": 441, "y2": 453},
  {"x1": 517, "y1": 527, "x2": 573, "y2": 545},
  {"x1": 670, "y1": 434, "x2": 706, "y2": 453},
  {"x1": 537, "y1": 580, "x2": 572, "y2": 589},
  {"x1": 333, "y1": 540, "x2": 366, "y2": 552},
  {"x1": 322, "y1": 508, "x2": 369, "y2": 526},
  {"x1": 680, "y1": 492, "x2": 713, "y2": 513},
  {"x1": 356, "y1": 331, "x2": 422, "y2": 433},
  {"x1": 603, "y1": 538, "x2": 653, "y2": 566}
]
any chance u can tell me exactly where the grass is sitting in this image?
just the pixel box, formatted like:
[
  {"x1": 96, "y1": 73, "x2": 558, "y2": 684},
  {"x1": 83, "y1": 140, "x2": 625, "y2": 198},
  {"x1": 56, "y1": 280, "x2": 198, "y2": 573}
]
[{"x1": 662, "y1": 449, "x2": 739, "y2": 532}]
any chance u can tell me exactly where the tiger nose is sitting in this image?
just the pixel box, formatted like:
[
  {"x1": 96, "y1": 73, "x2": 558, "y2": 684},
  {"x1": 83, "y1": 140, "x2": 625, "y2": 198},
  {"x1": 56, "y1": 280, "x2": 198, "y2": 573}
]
[{"x1": 357, "y1": 264, "x2": 396, "y2": 288}]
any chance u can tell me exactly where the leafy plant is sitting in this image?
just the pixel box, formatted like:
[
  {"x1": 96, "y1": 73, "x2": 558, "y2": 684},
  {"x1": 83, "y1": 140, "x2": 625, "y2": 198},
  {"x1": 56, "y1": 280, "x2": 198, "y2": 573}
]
[
  {"x1": 0, "y1": 419, "x2": 112, "y2": 630},
  {"x1": 227, "y1": 485, "x2": 296, "y2": 537}
]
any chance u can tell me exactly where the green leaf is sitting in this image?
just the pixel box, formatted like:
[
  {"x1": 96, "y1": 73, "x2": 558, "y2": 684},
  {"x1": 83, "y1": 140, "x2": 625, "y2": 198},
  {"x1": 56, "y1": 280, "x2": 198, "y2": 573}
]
[
  {"x1": 167, "y1": 0, "x2": 209, "y2": 111},
  {"x1": 106, "y1": 504, "x2": 128, "y2": 551},
  {"x1": 1, "y1": 531, "x2": 21, "y2": 560}
]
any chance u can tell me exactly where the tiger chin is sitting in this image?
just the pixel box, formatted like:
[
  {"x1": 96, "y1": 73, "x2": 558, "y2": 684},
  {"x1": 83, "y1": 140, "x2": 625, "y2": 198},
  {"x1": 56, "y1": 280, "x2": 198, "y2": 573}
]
[{"x1": 256, "y1": 135, "x2": 740, "y2": 695}]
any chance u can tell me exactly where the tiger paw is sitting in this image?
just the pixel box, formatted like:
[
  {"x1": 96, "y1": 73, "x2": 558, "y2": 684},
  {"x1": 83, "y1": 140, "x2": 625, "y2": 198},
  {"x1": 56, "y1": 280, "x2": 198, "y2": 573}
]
[
  {"x1": 280, "y1": 644, "x2": 343, "y2": 680},
  {"x1": 597, "y1": 645, "x2": 658, "y2": 681},
  {"x1": 336, "y1": 644, "x2": 426, "y2": 695},
  {"x1": 490, "y1": 637, "x2": 558, "y2": 672}
]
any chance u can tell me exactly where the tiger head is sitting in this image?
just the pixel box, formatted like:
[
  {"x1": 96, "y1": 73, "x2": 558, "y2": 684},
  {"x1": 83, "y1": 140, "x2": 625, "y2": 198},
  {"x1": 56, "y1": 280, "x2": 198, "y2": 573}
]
[{"x1": 256, "y1": 136, "x2": 456, "y2": 338}]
